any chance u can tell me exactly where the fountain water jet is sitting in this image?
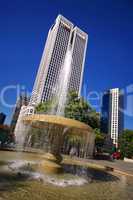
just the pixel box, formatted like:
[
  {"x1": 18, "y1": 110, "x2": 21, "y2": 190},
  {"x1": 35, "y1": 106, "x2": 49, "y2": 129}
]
[
  {"x1": 56, "y1": 48, "x2": 72, "y2": 116},
  {"x1": 50, "y1": 47, "x2": 72, "y2": 116}
]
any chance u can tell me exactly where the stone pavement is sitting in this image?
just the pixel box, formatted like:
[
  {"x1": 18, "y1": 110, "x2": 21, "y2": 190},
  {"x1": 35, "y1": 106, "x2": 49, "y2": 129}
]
[{"x1": 87, "y1": 159, "x2": 133, "y2": 176}]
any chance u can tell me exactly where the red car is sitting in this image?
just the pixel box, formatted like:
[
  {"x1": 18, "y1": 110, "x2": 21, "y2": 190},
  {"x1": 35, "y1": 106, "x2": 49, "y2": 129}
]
[{"x1": 112, "y1": 152, "x2": 121, "y2": 159}]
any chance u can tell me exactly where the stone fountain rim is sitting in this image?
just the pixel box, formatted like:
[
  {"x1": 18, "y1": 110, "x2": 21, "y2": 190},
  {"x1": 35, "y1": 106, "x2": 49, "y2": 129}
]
[{"x1": 23, "y1": 114, "x2": 92, "y2": 132}]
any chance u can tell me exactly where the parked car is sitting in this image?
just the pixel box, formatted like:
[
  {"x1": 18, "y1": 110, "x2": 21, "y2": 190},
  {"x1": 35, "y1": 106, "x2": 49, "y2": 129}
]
[{"x1": 112, "y1": 151, "x2": 121, "y2": 160}]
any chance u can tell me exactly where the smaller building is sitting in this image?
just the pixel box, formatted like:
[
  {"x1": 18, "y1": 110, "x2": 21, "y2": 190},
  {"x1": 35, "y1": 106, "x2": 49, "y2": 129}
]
[
  {"x1": 101, "y1": 88, "x2": 124, "y2": 147},
  {"x1": 0, "y1": 113, "x2": 6, "y2": 125},
  {"x1": 10, "y1": 94, "x2": 30, "y2": 134}
]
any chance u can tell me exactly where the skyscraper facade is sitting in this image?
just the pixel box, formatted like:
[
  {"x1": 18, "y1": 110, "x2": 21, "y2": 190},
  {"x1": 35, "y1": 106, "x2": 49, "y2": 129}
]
[
  {"x1": 30, "y1": 15, "x2": 88, "y2": 106},
  {"x1": 101, "y1": 88, "x2": 124, "y2": 146}
]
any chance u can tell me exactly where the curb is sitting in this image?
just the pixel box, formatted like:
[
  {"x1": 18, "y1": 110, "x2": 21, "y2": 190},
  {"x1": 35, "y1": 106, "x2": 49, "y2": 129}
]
[
  {"x1": 103, "y1": 165, "x2": 133, "y2": 177},
  {"x1": 113, "y1": 168, "x2": 133, "y2": 177}
]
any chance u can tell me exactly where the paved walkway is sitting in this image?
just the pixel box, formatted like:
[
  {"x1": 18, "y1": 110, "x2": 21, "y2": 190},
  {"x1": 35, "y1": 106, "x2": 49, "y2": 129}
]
[{"x1": 87, "y1": 159, "x2": 133, "y2": 176}]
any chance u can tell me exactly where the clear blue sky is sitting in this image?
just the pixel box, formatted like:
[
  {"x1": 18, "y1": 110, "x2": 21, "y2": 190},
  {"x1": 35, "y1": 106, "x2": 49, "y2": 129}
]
[{"x1": 0, "y1": 0, "x2": 133, "y2": 129}]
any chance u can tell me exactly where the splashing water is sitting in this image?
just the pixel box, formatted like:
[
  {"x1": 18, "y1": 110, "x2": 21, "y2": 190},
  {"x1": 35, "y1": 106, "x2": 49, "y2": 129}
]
[{"x1": 7, "y1": 160, "x2": 88, "y2": 187}]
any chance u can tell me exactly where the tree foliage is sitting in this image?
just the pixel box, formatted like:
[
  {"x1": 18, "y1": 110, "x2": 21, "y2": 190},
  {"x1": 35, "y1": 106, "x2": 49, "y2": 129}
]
[
  {"x1": 35, "y1": 100, "x2": 53, "y2": 114},
  {"x1": 35, "y1": 91, "x2": 100, "y2": 130},
  {"x1": 119, "y1": 129, "x2": 133, "y2": 159},
  {"x1": 65, "y1": 91, "x2": 100, "y2": 129},
  {"x1": 35, "y1": 91, "x2": 101, "y2": 130},
  {"x1": 94, "y1": 128, "x2": 105, "y2": 148},
  {"x1": 0, "y1": 125, "x2": 13, "y2": 146}
]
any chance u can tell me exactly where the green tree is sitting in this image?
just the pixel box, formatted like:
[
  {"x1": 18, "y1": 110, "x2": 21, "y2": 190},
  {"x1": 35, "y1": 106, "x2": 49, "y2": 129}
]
[
  {"x1": 35, "y1": 91, "x2": 100, "y2": 130},
  {"x1": 65, "y1": 91, "x2": 100, "y2": 129},
  {"x1": 119, "y1": 129, "x2": 133, "y2": 159},
  {"x1": 35, "y1": 100, "x2": 53, "y2": 114},
  {"x1": 94, "y1": 128, "x2": 105, "y2": 148},
  {"x1": 87, "y1": 111, "x2": 100, "y2": 129},
  {"x1": 64, "y1": 91, "x2": 103, "y2": 155}
]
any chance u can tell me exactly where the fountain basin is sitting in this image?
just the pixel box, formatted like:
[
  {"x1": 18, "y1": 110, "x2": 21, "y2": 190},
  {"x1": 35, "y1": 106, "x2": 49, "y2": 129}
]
[
  {"x1": 23, "y1": 114, "x2": 92, "y2": 132},
  {"x1": 23, "y1": 114, "x2": 95, "y2": 174}
]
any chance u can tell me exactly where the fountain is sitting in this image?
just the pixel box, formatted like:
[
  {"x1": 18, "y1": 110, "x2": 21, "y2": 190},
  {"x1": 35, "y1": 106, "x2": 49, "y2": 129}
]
[
  {"x1": 13, "y1": 45, "x2": 95, "y2": 176},
  {"x1": 23, "y1": 114, "x2": 94, "y2": 173}
]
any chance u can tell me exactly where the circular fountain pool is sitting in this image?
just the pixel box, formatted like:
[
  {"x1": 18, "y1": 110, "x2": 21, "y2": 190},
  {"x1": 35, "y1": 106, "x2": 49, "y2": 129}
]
[
  {"x1": 0, "y1": 150, "x2": 133, "y2": 200},
  {"x1": 20, "y1": 114, "x2": 95, "y2": 173}
]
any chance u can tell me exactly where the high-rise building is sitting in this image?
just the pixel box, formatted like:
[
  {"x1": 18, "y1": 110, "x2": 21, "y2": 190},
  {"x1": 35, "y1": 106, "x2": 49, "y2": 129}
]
[
  {"x1": 10, "y1": 94, "x2": 30, "y2": 133},
  {"x1": 30, "y1": 15, "x2": 88, "y2": 106},
  {"x1": 101, "y1": 88, "x2": 124, "y2": 147},
  {"x1": 0, "y1": 113, "x2": 6, "y2": 125}
]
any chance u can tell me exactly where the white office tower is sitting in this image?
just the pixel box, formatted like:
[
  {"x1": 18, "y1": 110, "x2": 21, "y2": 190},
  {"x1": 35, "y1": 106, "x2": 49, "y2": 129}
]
[
  {"x1": 30, "y1": 15, "x2": 88, "y2": 106},
  {"x1": 109, "y1": 88, "x2": 124, "y2": 147}
]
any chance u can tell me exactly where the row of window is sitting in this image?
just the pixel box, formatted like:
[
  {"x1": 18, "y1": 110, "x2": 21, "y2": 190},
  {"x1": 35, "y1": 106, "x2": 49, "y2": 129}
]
[{"x1": 44, "y1": 25, "x2": 70, "y2": 97}]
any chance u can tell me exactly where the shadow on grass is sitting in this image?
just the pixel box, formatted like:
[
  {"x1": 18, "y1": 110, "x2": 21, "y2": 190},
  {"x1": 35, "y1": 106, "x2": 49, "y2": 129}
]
[
  {"x1": 0, "y1": 161, "x2": 11, "y2": 166},
  {"x1": 0, "y1": 171, "x2": 30, "y2": 192},
  {"x1": 62, "y1": 163, "x2": 119, "y2": 182}
]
